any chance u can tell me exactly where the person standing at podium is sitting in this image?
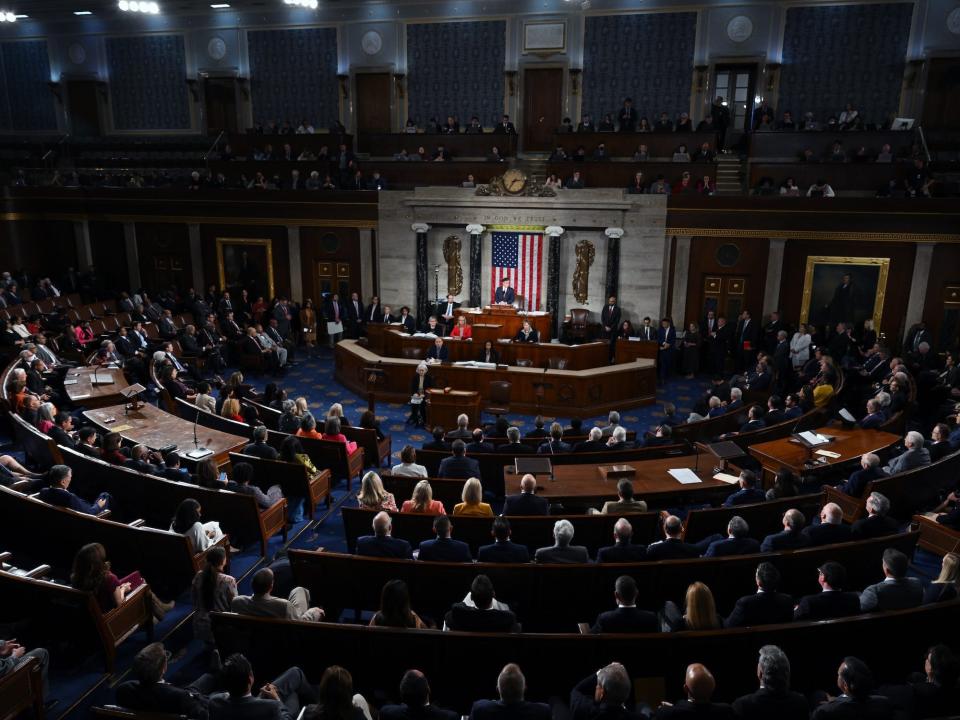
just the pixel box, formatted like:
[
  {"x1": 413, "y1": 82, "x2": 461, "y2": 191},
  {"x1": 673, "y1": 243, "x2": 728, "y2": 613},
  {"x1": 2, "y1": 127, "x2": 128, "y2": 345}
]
[
  {"x1": 495, "y1": 277, "x2": 515, "y2": 305},
  {"x1": 408, "y1": 363, "x2": 432, "y2": 427},
  {"x1": 514, "y1": 321, "x2": 539, "y2": 343}
]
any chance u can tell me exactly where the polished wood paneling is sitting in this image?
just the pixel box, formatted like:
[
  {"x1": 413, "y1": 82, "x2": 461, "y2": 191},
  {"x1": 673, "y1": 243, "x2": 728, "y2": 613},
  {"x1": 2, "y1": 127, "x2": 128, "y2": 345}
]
[
  {"x1": 355, "y1": 73, "x2": 393, "y2": 134},
  {"x1": 300, "y1": 227, "x2": 362, "y2": 302},
  {"x1": 523, "y1": 68, "x2": 564, "y2": 152},
  {"x1": 552, "y1": 131, "x2": 716, "y2": 158},
  {"x1": 923, "y1": 243, "x2": 960, "y2": 350},
  {"x1": 358, "y1": 133, "x2": 517, "y2": 157},
  {"x1": 923, "y1": 59, "x2": 960, "y2": 130},
  {"x1": 226, "y1": 133, "x2": 353, "y2": 156},
  {"x1": 136, "y1": 223, "x2": 190, "y2": 294},
  {"x1": 684, "y1": 236, "x2": 768, "y2": 326}
]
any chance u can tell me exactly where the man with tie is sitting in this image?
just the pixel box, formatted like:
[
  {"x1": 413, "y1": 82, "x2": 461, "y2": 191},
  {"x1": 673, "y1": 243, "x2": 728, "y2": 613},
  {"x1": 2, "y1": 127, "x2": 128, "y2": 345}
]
[
  {"x1": 493, "y1": 114, "x2": 517, "y2": 135},
  {"x1": 366, "y1": 295, "x2": 383, "y2": 324},
  {"x1": 399, "y1": 306, "x2": 416, "y2": 334},
  {"x1": 638, "y1": 316, "x2": 655, "y2": 342},
  {"x1": 323, "y1": 294, "x2": 344, "y2": 347},
  {"x1": 601, "y1": 296, "x2": 621, "y2": 359},
  {"x1": 735, "y1": 310, "x2": 758, "y2": 372},
  {"x1": 343, "y1": 291, "x2": 363, "y2": 339},
  {"x1": 617, "y1": 97, "x2": 637, "y2": 132},
  {"x1": 381, "y1": 304, "x2": 395, "y2": 324},
  {"x1": 158, "y1": 309, "x2": 179, "y2": 340},
  {"x1": 657, "y1": 318, "x2": 676, "y2": 385},
  {"x1": 266, "y1": 319, "x2": 295, "y2": 364},
  {"x1": 494, "y1": 278, "x2": 515, "y2": 305},
  {"x1": 437, "y1": 294, "x2": 460, "y2": 335},
  {"x1": 243, "y1": 326, "x2": 280, "y2": 371}
]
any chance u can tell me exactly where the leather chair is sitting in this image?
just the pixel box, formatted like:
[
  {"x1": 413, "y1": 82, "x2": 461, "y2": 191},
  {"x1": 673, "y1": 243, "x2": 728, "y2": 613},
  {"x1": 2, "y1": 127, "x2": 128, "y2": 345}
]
[
  {"x1": 547, "y1": 356, "x2": 567, "y2": 370},
  {"x1": 515, "y1": 359, "x2": 533, "y2": 367},
  {"x1": 483, "y1": 380, "x2": 512, "y2": 418},
  {"x1": 515, "y1": 295, "x2": 526, "y2": 311},
  {"x1": 567, "y1": 308, "x2": 589, "y2": 344},
  {"x1": 401, "y1": 347, "x2": 424, "y2": 360}
]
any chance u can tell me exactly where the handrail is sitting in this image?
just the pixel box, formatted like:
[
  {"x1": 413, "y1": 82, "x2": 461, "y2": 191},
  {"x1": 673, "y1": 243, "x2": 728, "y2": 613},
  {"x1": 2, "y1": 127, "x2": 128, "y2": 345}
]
[
  {"x1": 917, "y1": 125, "x2": 931, "y2": 162},
  {"x1": 203, "y1": 129, "x2": 226, "y2": 166}
]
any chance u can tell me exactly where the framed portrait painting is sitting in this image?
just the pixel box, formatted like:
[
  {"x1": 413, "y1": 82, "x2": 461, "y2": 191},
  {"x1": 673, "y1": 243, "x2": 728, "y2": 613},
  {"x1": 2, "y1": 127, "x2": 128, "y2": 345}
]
[
  {"x1": 216, "y1": 238, "x2": 275, "y2": 300},
  {"x1": 800, "y1": 256, "x2": 890, "y2": 331}
]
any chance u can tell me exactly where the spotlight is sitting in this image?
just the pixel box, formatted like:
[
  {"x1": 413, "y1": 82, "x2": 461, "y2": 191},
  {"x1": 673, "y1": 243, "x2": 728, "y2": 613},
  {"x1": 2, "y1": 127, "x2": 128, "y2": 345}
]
[
  {"x1": 119, "y1": 0, "x2": 160, "y2": 13},
  {"x1": 119, "y1": 0, "x2": 128, "y2": 9},
  {"x1": 0, "y1": 10, "x2": 16, "y2": 22},
  {"x1": 283, "y1": 0, "x2": 318, "y2": 8}
]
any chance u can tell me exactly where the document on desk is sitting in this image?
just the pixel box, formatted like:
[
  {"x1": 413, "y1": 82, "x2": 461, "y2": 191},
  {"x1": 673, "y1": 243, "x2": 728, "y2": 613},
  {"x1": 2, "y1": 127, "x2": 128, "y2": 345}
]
[
  {"x1": 713, "y1": 472, "x2": 741, "y2": 484},
  {"x1": 815, "y1": 449, "x2": 842, "y2": 459},
  {"x1": 799, "y1": 430, "x2": 830, "y2": 445},
  {"x1": 668, "y1": 468, "x2": 702, "y2": 485}
]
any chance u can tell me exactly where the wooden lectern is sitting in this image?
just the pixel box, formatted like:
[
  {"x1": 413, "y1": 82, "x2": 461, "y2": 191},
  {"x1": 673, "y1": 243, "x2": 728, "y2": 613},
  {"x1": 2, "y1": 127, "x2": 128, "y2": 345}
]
[{"x1": 426, "y1": 388, "x2": 480, "y2": 432}]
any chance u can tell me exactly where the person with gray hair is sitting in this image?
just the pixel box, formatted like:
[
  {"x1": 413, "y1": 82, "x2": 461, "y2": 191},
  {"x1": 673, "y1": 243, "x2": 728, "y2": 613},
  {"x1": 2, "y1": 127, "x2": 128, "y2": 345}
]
[
  {"x1": 851, "y1": 491, "x2": 900, "y2": 540},
  {"x1": 859, "y1": 548, "x2": 923, "y2": 612},
  {"x1": 760, "y1": 509, "x2": 810, "y2": 552},
  {"x1": 241, "y1": 423, "x2": 279, "y2": 460},
  {"x1": 448, "y1": 413, "x2": 472, "y2": 440},
  {"x1": 600, "y1": 411, "x2": 622, "y2": 437},
  {"x1": 703, "y1": 516, "x2": 761, "y2": 557},
  {"x1": 802, "y1": 502, "x2": 853, "y2": 546},
  {"x1": 534, "y1": 519, "x2": 589, "y2": 563},
  {"x1": 605, "y1": 425, "x2": 630, "y2": 451},
  {"x1": 837, "y1": 452, "x2": 884, "y2": 497},
  {"x1": 569, "y1": 661, "x2": 639, "y2": 720},
  {"x1": 882, "y1": 431, "x2": 930, "y2": 476},
  {"x1": 502, "y1": 427, "x2": 534, "y2": 454},
  {"x1": 469, "y1": 664, "x2": 550, "y2": 720},
  {"x1": 597, "y1": 518, "x2": 647, "y2": 562},
  {"x1": 355, "y1": 511, "x2": 413, "y2": 559},
  {"x1": 732, "y1": 645, "x2": 808, "y2": 719},
  {"x1": 574, "y1": 427, "x2": 607, "y2": 453}
]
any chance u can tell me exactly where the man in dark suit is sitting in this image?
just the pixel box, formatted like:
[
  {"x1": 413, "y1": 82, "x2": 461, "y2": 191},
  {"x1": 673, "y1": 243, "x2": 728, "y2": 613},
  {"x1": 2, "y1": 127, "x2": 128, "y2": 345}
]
[
  {"x1": 116, "y1": 641, "x2": 217, "y2": 718},
  {"x1": 708, "y1": 316, "x2": 733, "y2": 374},
  {"x1": 48, "y1": 412, "x2": 76, "y2": 450},
  {"x1": 242, "y1": 426, "x2": 279, "y2": 460},
  {"x1": 447, "y1": 414, "x2": 473, "y2": 440},
  {"x1": 837, "y1": 453, "x2": 883, "y2": 497},
  {"x1": 466, "y1": 428, "x2": 495, "y2": 454},
  {"x1": 725, "y1": 562, "x2": 795, "y2": 627},
  {"x1": 492, "y1": 115, "x2": 518, "y2": 135},
  {"x1": 859, "y1": 399, "x2": 886, "y2": 429},
  {"x1": 760, "y1": 509, "x2": 811, "y2": 552},
  {"x1": 703, "y1": 516, "x2": 761, "y2": 557},
  {"x1": 478, "y1": 517, "x2": 531, "y2": 563},
  {"x1": 502, "y1": 474, "x2": 549, "y2": 516},
  {"x1": 469, "y1": 664, "x2": 549, "y2": 720},
  {"x1": 399, "y1": 307, "x2": 417, "y2": 334},
  {"x1": 794, "y1": 562, "x2": 862, "y2": 621},
  {"x1": 591, "y1": 576, "x2": 657, "y2": 633},
  {"x1": 637, "y1": 316, "x2": 656, "y2": 342},
  {"x1": 380, "y1": 670, "x2": 459, "y2": 720},
  {"x1": 722, "y1": 470, "x2": 766, "y2": 507},
  {"x1": 161, "y1": 453, "x2": 191, "y2": 483},
  {"x1": 344, "y1": 291, "x2": 364, "y2": 339},
  {"x1": 811, "y1": 657, "x2": 895, "y2": 719},
  {"x1": 76, "y1": 427, "x2": 102, "y2": 458},
  {"x1": 617, "y1": 98, "x2": 637, "y2": 132},
  {"x1": 569, "y1": 662, "x2": 644, "y2": 720},
  {"x1": 364, "y1": 296, "x2": 383, "y2": 324},
  {"x1": 596, "y1": 518, "x2": 647, "y2": 563},
  {"x1": 422, "y1": 426, "x2": 451, "y2": 452},
  {"x1": 763, "y1": 311, "x2": 786, "y2": 354},
  {"x1": 437, "y1": 440, "x2": 481, "y2": 479},
  {"x1": 123, "y1": 444, "x2": 163, "y2": 475},
  {"x1": 655, "y1": 663, "x2": 735, "y2": 719},
  {"x1": 763, "y1": 396, "x2": 787, "y2": 426},
  {"x1": 538, "y1": 423, "x2": 572, "y2": 454},
  {"x1": 646, "y1": 515, "x2": 702, "y2": 560},
  {"x1": 501, "y1": 426, "x2": 534, "y2": 454},
  {"x1": 851, "y1": 492, "x2": 900, "y2": 540},
  {"x1": 158, "y1": 310, "x2": 179, "y2": 340},
  {"x1": 436, "y1": 294, "x2": 460, "y2": 335},
  {"x1": 732, "y1": 645, "x2": 810, "y2": 720},
  {"x1": 802, "y1": 503, "x2": 852, "y2": 547},
  {"x1": 735, "y1": 310, "x2": 759, "y2": 372},
  {"x1": 426, "y1": 337, "x2": 449, "y2": 362},
  {"x1": 356, "y1": 511, "x2": 413, "y2": 559},
  {"x1": 738, "y1": 406, "x2": 767, "y2": 434},
  {"x1": 208, "y1": 652, "x2": 315, "y2": 720},
  {"x1": 524, "y1": 417, "x2": 549, "y2": 441},
  {"x1": 600, "y1": 295, "x2": 622, "y2": 357},
  {"x1": 418, "y1": 515, "x2": 473, "y2": 562},
  {"x1": 859, "y1": 548, "x2": 923, "y2": 611},
  {"x1": 445, "y1": 575, "x2": 518, "y2": 633},
  {"x1": 573, "y1": 427, "x2": 607, "y2": 453},
  {"x1": 494, "y1": 277, "x2": 515, "y2": 305},
  {"x1": 534, "y1": 519, "x2": 590, "y2": 563},
  {"x1": 772, "y1": 331, "x2": 792, "y2": 393}
]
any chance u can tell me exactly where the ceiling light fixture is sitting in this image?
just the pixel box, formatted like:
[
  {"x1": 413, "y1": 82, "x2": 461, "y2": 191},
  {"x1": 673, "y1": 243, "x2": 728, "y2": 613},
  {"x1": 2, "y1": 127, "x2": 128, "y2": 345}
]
[
  {"x1": 284, "y1": 0, "x2": 319, "y2": 9},
  {"x1": 0, "y1": 11, "x2": 16, "y2": 22},
  {"x1": 210, "y1": 3, "x2": 230, "y2": 7},
  {"x1": 74, "y1": 10, "x2": 93, "y2": 14},
  {"x1": 119, "y1": 1, "x2": 160, "y2": 14}
]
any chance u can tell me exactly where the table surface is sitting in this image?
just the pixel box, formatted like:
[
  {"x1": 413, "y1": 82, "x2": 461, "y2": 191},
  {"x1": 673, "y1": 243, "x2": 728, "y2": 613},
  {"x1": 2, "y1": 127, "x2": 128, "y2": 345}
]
[
  {"x1": 84, "y1": 403, "x2": 248, "y2": 463},
  {"x1": 64, "y1": 367, "x2": 130, "y2": 406},
  {"x1": 747, "y1": 427, "x2": 902, "y2": 473}
]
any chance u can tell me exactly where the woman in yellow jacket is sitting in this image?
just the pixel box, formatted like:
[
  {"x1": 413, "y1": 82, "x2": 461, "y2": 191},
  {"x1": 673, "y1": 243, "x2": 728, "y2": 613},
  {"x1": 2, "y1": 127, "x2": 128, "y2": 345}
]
[{"x1": 453, "y1": 477, "x2": 493, "y2": 517}]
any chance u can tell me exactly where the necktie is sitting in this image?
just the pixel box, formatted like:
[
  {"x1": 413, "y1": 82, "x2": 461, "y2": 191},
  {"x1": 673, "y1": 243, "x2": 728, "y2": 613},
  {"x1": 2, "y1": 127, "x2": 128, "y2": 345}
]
[
  {"x1": 447, "y1": 304, "x2": 452, "y2": 316},
  {"x1": 370, "y1": 307, "x2": 376, "y2": 321}
]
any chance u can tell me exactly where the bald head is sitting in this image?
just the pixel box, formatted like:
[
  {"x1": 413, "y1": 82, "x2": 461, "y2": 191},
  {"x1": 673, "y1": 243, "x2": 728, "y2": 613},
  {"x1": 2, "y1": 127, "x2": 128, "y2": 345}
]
[
  {"x1": 613, "y1": 518, "x2": 633, "y2": 541},
  {"x1": 372, "y1": 510, "x2": 392, "y2": 536},
  {"x1": 685, "y1": 664, "x2": 716, "y2": 704},
  {"x1": 520, "y1": 474, "x2": 537, "y2": 494}
]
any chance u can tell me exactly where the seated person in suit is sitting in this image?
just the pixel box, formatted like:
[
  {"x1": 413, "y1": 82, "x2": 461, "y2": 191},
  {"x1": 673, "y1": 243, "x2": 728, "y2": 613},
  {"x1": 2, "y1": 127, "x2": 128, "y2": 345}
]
[
  {"x1": 454, "y1": 477, "x2": 493, "y2": 517},
  {"x1": 422, "y1": 316, "x2": 443, "y2": 336},
  {"x1": 722, "y1": 470, "x2": 766, "y2": 507},
  {"x1": 836, "y1": 453, "x2": 883, "y2": 497},
  {"x1": 725, "y1": 562, "x2": 795, "y2": 628},
  {"x1": 859, "y1": 548, "x2": 923, "y2": 612},
  {"x1": 447, "y1": 414, "x2": 473, "y2": 440},
  {"x1": 209, "y1": 652, "x2": 316, "y2": 720},
  {"x1": 478, "y1": 517, "x2": 531, "y2": 563},
  {"x1": 859, "y1": 399, "x2": 886, "y2": 429},
  {"x1": 525, "y1": 416, "x2": 549, "y2": 440},
  {"x1": 514, "y1": 321, "x2": 539, "y2": 343},
  {"x1": 477, "y1": 340, "x2": 500, "y2": 365},
  {"x1": 356, "y1": 511, "x2": 414, "y2": 558},
  {"x1": 423, "y1": 426, "x2": 452, "y2": 452},
  {"x1": 466, "y1": 428, "x2": 495, "y2": 454},
  {"x1": 445, "y1": 575, "x2": 519, "y2": 633},
  {"x1": 737, "y1": 406, "x2": 767, "y2": 433},
  {"x1": 703, "y1": 516, "x2": 761, "y2": 557},
  {"x1": 928, "y1": 422, "x2": 953, "y2": 462},
  {"x1": 242, "y1": 425, "x2": 280, "y2": 460},
  {"x1": 401, "y1": 479, "x2": 446, "y2": 515},
  {"x1": 392, "y1": 444, "x2": 429, "y2": 477},
  {"x1": 426, "y1": 337, "x2": 449, "y2": 363},
  {"x1": 569, "y1": 662, "x2": 642, "y2": 720},
  {"x1": 732, "y1": 646, "x2": 809, "y2": 720},
  {"x1": 851, "y1": 492, "x2": 900, "y2": 540},
  {"x1": 501, "y1": 426, "x2": 534, "y2": 454},
  {"x1": 646, "y1": 515, "x2": 702, "y2": 561},
  {"x1": 380, "y1": 670, "x2": 459, "y2": 720},
  {"x1": 596, "y1": 479, "x2": 648, "y2": 515},
  {"x1": 76, "y1": 427, "x2": 102, "y2": 459},
  {"x1": 231, "y1": 567, "x2": 324, "y2": 622},
  {"x1": 399, "y1": 307, "x2": 417, "y2": 333},
  {"x1": 573, "y1": 427, "x2": 607, "y2": 453},
  {"x1": 116, "y1": 641, "x2": 218, "y2": 717},
  {"x1": 469, "y1": 664, "x2": 549, "y2": 720},
  {"x1": 38, "y1": 464, "x2": 111, "y2": 515},
  {"x1": 494, "y1": 278, "x2": 516, "y2": 306},
  {"x1": 123, "y1": 444, "x2": 164, "y2": 475},
  {"x1": 811, "y1": 657, "x2": 894, "y2": 720},
  {"x1": 438, "y1": 440, "x2": 481, "y2": 479},
  {"x1": 597, "y1": 518, "x2": 647, "y2": 563},
  {"x1": 655, "y1": 663, "x2": 734, "y2": 720},
  {"x1": 419, "y1": 515, "x2": 473, "y2": 562},
  {"x1": 794, "y1": 561, "x2": 862, "y2": 621},
  {"x1": 707, "y1": 396, "x2": 725, "y2": 418},
  {"x1": 760, "y1": 509, "x2": 810, "y2": 552},
  {"x1": 802, "y1": 502, "x2": 852, "y2": 546},
  {"x1": 604, "y1": 426, "x2": 631, "y2": 451},
  {"x1": 534, "y1": 519, "x2": 590, "y2": 564},
  {"x1": 592, "y1": 576, "x2": 658, "y2": 633},
  {"x1": 538, "y1": 422, "x2": 572, "y2": 454},
  {"x1": 502, "y1": 473, "x2": 549, "y2": 516},
  {"x1": 882, "y1": 431, "x2": 931, "y2": 476},
  {"x1": 642, "y1": 423, "x2": 674, "y2": 447},
  {"x1": 878, "y1": 644, "x2": 960, "y2": 719},
  {"x1": 928, "y1": 490, "x2": 960, "y2": 530}
]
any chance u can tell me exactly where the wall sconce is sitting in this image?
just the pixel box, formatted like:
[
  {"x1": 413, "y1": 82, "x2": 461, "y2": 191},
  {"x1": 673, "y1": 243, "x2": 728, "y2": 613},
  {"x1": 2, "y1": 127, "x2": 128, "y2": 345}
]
[
  {"x1": 568, "y1": 68, "x2": 581, "y2": 96},
  {"x1": 393, "y1": 73, "x2": 405, "y2": 99},
  {"x1": 764, "y1": 63, "x2": 780, "y2": 93},
  {"x1": 186, "y1": 78, "x2": 199, "y2": 102},
  {"x1": 694, "y1": 65, "x2": 708, "y2": 93},
  {"x1": 504, "y1": 70, "x2": 517, "y2": 97},
  {"x1": 337, "y1": 74, "x2": 350, "y2": 100},
  {"x1": 47, "y1": 82, "x2": 63, "y2": 104}
]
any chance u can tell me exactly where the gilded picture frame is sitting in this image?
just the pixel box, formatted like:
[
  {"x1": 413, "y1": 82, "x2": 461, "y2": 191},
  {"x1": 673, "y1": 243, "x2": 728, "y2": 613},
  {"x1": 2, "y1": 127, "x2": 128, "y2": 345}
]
[
  {"x1": 800, "y1": 255, "x2": 890, "y2": 330},
  {"x1": 216, "y1": 238, "x2": 275, "y2": 300}
]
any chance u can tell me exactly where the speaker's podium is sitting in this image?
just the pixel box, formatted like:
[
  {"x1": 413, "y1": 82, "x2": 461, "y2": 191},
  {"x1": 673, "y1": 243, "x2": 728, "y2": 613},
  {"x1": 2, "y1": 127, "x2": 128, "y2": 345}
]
[{"x1": 426, "y1": 388, "x2": 480, "y2": 432}]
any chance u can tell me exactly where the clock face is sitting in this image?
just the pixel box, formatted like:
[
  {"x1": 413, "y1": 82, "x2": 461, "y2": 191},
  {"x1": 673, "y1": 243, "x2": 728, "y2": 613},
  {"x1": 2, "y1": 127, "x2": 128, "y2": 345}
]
[
  {"x1": 361, "y1": 30, "x2": 383, "y2": 56},
  {"x1": 502, "y1": 169, "x2": 526, "y2": 194}
]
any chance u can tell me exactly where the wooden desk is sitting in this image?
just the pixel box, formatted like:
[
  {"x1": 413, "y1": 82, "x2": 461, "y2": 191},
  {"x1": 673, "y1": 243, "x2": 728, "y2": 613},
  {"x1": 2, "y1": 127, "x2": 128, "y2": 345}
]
[
  {"x1": 427, "y1": 389, "x2": 480, "y2": 432},
  {"x1": 614, "y1": 339, "x2": 659, "y2": 363},
  {"x1": 63, "y1": 367, "x2": 130, "y2": 409},
  {"x1": 505, "y1": 453, "x2": 730, "y2": 505},
  {"x1": 748, "y1": 427, "x2": 901, "y2": 480},
  {"x1": 455, "y1": 307, "x2": 553, "y2": 341},
  {"x1": 84, "y1": 403, "x2": 248, "y2": 467}
]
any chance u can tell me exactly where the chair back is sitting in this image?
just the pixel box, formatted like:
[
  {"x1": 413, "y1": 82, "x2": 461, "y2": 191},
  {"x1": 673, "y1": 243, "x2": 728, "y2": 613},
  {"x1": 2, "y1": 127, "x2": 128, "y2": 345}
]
[
  {"x1": 488, "y1": 381, "x2": 512, "y2": 404},
  {"x1": 571, "y1": 308, "x2": 589, "y2": 327},
  {"x1": 548, "y1": 357, "x2": 568, "y2": 370}
]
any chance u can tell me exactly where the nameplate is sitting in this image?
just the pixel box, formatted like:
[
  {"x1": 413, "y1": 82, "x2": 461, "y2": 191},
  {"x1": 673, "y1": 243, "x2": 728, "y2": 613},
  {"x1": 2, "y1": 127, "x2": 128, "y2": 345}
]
[{"x1": 598, "y1": 465, "x2": 636, "y2": 481}]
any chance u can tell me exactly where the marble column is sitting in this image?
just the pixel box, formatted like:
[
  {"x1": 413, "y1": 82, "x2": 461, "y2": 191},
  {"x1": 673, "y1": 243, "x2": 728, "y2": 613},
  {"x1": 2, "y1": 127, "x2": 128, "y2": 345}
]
[
  {"x1": 762, "y1": 238, "x2": 786, "y2": 316},
  {"x1": 670, "y1": 236, "x2": 691, "y2": 324},
  {"x1": 287, "y1": 226, "x2": 302, "y2": 302},
  {"x1": 358, "y1": 228, "x2": 375, "y2": 298},
  {"x1": 604, "y1": 227, "x2": 624, "y2": 301},
  {"x1": 123, "y1": 222, "x2": 141, "y2": 291},
  {"x1": 904, "y1": 242, "x2": 935, "y2": 341},
  {"x1": 545, "y1": 226, "x2": 565, "y2": 340},
  {"x1": 412, "y1": 223, "x2": 431, "y2": 324},
  {"x1": 466, "y1": 224, "x2": 484, "y2": 307},
  {"x1": 188, "y1": 224, "x2": 204, "y2": 292},
  {"x1": 73, "y1": 221, "x2": 93, "y2": 270}
]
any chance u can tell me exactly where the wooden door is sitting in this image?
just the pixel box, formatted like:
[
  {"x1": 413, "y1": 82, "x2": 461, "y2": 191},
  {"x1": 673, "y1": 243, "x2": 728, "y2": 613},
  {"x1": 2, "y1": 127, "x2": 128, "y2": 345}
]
[
  {"x1": 702, "y1": 276, "x2": 747, "y2": 323},
  {"x1": 204, "y1": 78, "x2": 238, "y2": 134},
  {"x1": 922, "y1": 58, "x2": 960, "y2": 129},
  {"x1": 355, "y1": 73, "x2": 392, "y2": 134},
  {"x1": 66, "y1": 81, "x2": 102, "y2": 137},
  {"x1": 522, "y1": 68, "x2": 563, "y2": 152}
]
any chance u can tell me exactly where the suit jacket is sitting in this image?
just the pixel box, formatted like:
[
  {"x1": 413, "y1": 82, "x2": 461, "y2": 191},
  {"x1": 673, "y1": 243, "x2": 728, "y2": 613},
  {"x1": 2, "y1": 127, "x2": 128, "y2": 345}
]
[
  {"x1": 760, "y1": 528, "x2": 810, "y2": 553},
  {"x1": 859, "y1": 412, "x2": 885, "y2": 430},
  {"x1": 859, "y1": 577, "x2": 923, "y2": 612},
  {"x1": 704, "y1": 536, "x2": 761, "y2": 558},
  {"x1": 534, "y1": 544, "x2": 590, "y2": 564},
  {"x1": 538, "y1": 440, "x2": 572, "y2": 454},
  {"x1": 573, "y1": 440, "x2": 607, "y2": 453},
  {"x1": 502, "y1": 492, "x2": 549, "y2": 516},
  {"x1": 38, "y1": 486, "x2": 102, "y2": 515},
  {"x1": 654, "y1": 699, "x2": 735, "y2": 719},
  {"x1": 116, "y1": 680, "x2": 209, "y2": 719},
  {"x1": 794, "y1": 590, "x2": 862, "y2": 620},
  {"x1": 851, "y1": 514, "x2": 900, "y2": 540},
  {"x1": 356, "y1": 534, "x2": 413, "y2": 559},
  {"x1": 365, "y1": 303, "x2": 383, "y2": 323},
  {"x1": 638, "y1": 325, "x2": 656, "y2": 342},
  {"x1": 477, "y1": 348, "x2": 501, "y2": 364},
  {"x1": 418, "y1": 537, "x2": 473, "y2": 562},
  {"x1": 801, "y1": 522, "x2": 852, "y2": 547},
  {"x1": 446, "y1": 604, "x2": 518, "y2": 633},
  {"x1": 569, "y1": 675, "x2": 646, "y2": 720},
  {"x1": 209, "y1": 693, "x2": 291, "y2": 720},
  {"x1": 731, "y1": 688, "x2": 809, "y2": 720},
  {"x1": 591, "y1": 606, "x2": 658, "y2": 633},
  {"x1": 596, "y1": 541, "x2": 646, "y2": 563},
  {"x1": 381, "y1": 703, "x2": 459, "y2": 720},
  {"x1": 438, "y1": 455, "x2": 481, "y2": 479},
  {"x1": 884, "y1": 446, "x2": 931, "y2": 476},
  {"x1": 600, "y1": 305, "x2": 622, "y2": 332},
  {"x1": 436, "y1": 300, "x2": 461, "y2": 320},
  {"x1": 478, "y1": 540, "x2": 530, "y2": 563},
  {"x1": 722, "y1": 487, "x2": 766, "y2": 507},
  {"x1": 645, "y1": 538, "x2": 701, "y2": 561},
  {"x1": 466, "y1": 441, "x2": 496, "y2": 454},
  {"x1": 242, "y1": 442, "x2": 279, "y2": 460},
  {"x1": 810, "y1": 694, "x2": 895, "y2": 720},
  {"x1": 48, "y1": 425, "x2": 76, "y2": 449},
  {"x1": 837, "y1": 465, "x2": 883, "y2": 497},
  {"x1": 426, "y1": 344, "x2": 449, "y2": 361},
  {"x1": 725, "y1": 590, "x2": 795, "y2": 627},
  {"x1": 469, "y1": 699, "x2": 550, "y2": 720},
  {"x1": 494, "y1": 287, "x2": 516, "y2": 304}
]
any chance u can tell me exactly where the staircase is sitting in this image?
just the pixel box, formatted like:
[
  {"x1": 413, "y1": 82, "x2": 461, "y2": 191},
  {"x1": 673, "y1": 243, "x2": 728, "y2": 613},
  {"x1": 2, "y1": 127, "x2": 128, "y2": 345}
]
[{"x1": 714, "y1": 153, "x2": 746, "y2": 195}]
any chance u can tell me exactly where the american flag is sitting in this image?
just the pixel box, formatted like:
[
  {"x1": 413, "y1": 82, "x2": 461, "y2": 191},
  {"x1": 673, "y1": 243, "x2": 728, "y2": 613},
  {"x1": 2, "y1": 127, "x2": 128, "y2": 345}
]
[{"x1": 491, "y1": 230, "x2": 543, "y2": 310}]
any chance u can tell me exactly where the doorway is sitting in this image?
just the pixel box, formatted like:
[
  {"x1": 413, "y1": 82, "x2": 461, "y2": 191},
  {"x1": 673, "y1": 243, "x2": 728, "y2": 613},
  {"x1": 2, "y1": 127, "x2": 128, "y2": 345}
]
[
  {"x1": 522, "y1": 68, "x2": 564, "y2": 152},
  {"x1": 713, "y1": 64, "x2": 757, "y2": 147},
  {"x1": 66, "y1": 80, "x2": 102, "y2": 137},
  {"x1": 702, "y1": 275, "x2": 748, "y2": 323},
  {"x1": 355, "y1": 73, "x2": 392, "y2": 134},
  {"x1": 203, "y1": 78, "x2": 238, "y2": 134},
  {"x1": 922, "y1": 58, "x2": 960, "y2": 129}
]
